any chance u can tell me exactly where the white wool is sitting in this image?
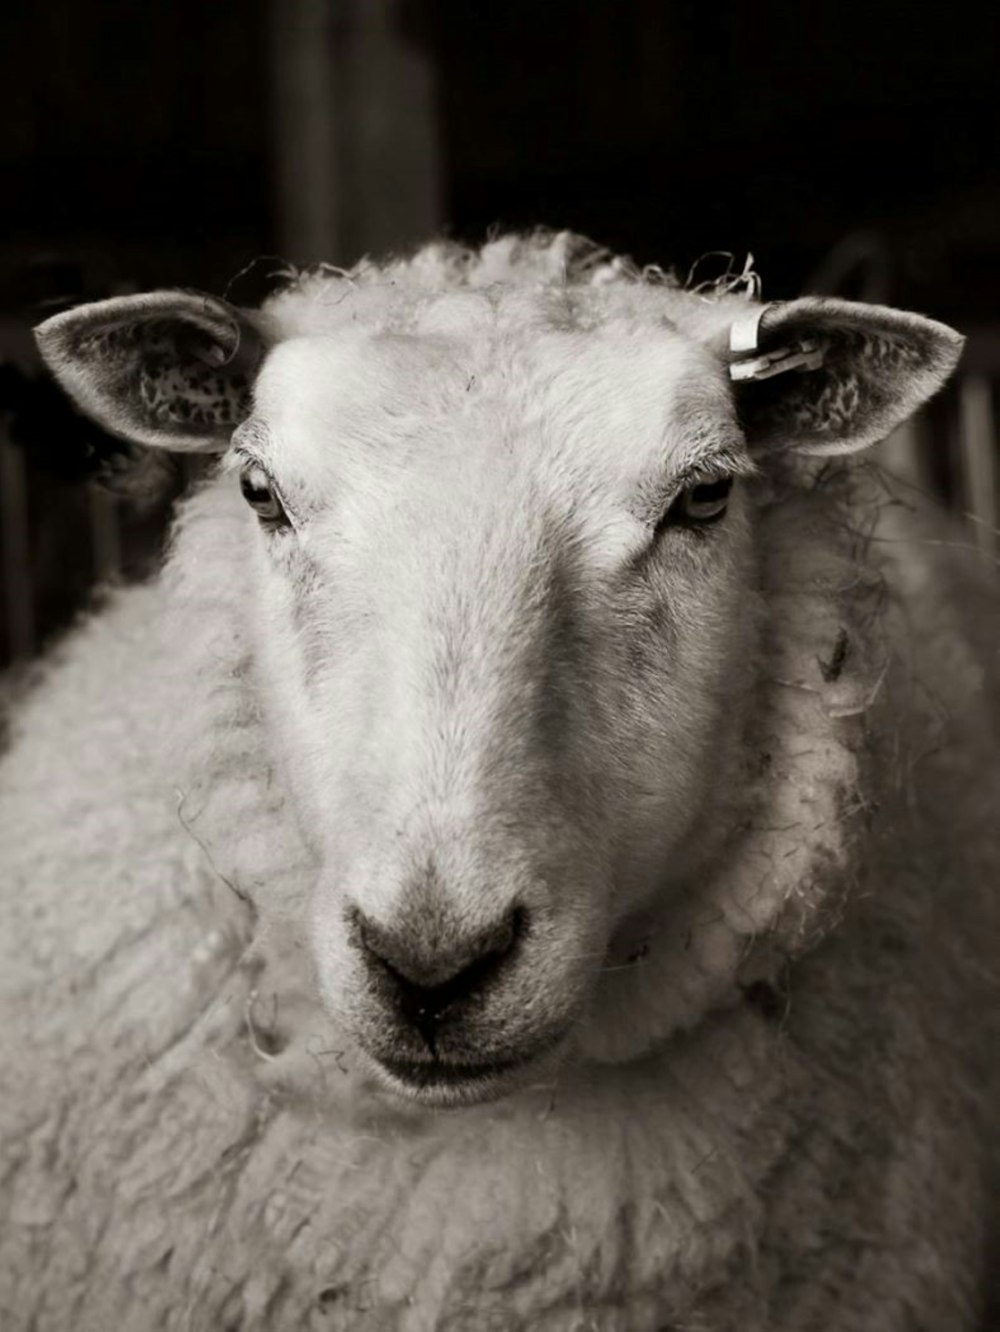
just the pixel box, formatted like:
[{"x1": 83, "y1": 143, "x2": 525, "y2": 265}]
[{"x1": 1, "y1": 233, "x2": 998, "y2": 1330}]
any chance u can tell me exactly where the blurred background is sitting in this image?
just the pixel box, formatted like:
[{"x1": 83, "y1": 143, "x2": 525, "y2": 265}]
[{"x1": 2, "y1": 0, "x2": 998, "y2": 667}]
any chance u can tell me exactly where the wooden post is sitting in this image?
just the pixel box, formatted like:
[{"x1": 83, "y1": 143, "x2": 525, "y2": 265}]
[
  {"x1": 957, "y1": 375, "x2": 999, "y2": 563},
  {"x1": 268, "y1": 0, "x2": 343, "y2": 266},
  {"x1": 0, "y1": 427, "x2": 35, "y2": 662},
  {"x1": 268, "y1": 0, "x2": 441, "y2": 269},
  {"x1": 89, "y1": 485, "x2": 122, "y2": 587}
]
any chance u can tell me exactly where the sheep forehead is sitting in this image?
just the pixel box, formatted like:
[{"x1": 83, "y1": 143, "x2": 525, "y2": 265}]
[{"x1": 250, "y1": 319, "x2": 740, "y2": 498}]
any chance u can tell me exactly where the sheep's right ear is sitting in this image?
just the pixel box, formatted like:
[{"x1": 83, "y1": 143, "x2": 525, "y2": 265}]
[{"x1": 33, "y1": 291, "x2": 267, "y2": 453}]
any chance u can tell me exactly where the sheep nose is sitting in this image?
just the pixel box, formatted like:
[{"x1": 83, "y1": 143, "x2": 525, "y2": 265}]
[{"x1": 349, "y1": 905, "x2": 524, "y2": 1028}]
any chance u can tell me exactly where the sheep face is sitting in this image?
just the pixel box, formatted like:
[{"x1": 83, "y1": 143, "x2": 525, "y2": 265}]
[{"x1": 238, "y1": 319, "x2": 758, "y2": 1104}]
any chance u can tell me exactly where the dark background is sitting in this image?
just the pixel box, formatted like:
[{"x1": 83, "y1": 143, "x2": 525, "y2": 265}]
[
  {"x1": 1, "y1": 0, "x2": 998, "y2": 665},
  {"x1": 5, "y1": 0, "x2": 998, "y2": 310}
]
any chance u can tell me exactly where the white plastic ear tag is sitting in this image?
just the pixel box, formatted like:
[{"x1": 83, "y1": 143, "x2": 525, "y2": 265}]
[{"x1": 728, "y1": 307, "x2": 825, "y2": 382}]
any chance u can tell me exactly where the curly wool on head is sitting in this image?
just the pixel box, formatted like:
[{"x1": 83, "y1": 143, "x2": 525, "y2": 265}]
[{"x1": 259, "y1": 229, "x2": 759, "y2": 345}]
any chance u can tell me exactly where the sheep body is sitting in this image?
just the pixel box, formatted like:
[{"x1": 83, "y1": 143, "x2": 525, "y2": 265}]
[{"x1": 1, "y1": 236, "x2": 998, "y2": 1330}]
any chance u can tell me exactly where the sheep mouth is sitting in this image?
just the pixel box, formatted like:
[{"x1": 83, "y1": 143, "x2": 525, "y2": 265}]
[
  {"x1": 375, "y1": 1052, "x2": 530, "y2": 1095},
  {"x1": 366, "y1": 1034, "x2": 563, "y2": 1105}
]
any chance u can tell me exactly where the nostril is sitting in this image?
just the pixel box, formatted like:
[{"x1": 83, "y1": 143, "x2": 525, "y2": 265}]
[
  {"x1": 348, "y1": 904, "x2": 526, "y2": 1022},
  {"x1": 477, "y1": 904, "x2": 524, "y2": 964}
]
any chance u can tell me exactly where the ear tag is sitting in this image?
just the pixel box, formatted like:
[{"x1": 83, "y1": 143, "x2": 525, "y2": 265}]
[{"x1": 728, "y1": 307, "x2": 825, "y2": 382}]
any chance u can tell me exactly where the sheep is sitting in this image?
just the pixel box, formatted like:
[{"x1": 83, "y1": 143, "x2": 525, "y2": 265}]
[{"x1": 1, "y1": 231, "x2": 997, "y2": 1332}]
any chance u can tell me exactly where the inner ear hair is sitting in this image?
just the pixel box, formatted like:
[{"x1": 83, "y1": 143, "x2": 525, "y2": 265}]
[
  {"x1": 725, "y1": 297, "x2": 964, "y2": 456},
  {"x1": 34, "y1": 290, "x2": 267, "y2": 454}
]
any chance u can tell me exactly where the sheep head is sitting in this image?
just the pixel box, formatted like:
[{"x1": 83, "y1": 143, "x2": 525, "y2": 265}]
[{"x1": 35, "y1": 257, "x2": 962, "y2": 1106}]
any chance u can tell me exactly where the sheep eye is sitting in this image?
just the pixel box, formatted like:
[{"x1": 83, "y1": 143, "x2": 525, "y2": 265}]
[
  {"x1": 239, "y1": 462, "x2": 289, "y2": 528},
  {"x1": 661, "y1": 475, "x2": 734, "y2": 531}
]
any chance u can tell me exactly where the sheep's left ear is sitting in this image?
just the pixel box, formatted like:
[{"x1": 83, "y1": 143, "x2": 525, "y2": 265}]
[
  {"x1": 33, "y1": 290, "x2": 267, "y2": 453},
  {"x1": 725, "y1": 297, "x2": 964, "y2": 456}
]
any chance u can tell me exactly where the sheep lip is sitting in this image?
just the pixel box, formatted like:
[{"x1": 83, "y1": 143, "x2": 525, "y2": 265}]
[
  {"x1": 374, "y1": 1052, "x2": 529, "y2": 1091},
  {"x1": 358, "y1": 1027, "x2": 573, "y2": 1104}
]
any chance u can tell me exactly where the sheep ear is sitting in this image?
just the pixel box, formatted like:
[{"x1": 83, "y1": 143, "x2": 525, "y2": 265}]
[
  {"x1": 725, "y1": 297, "x2": 964, "y2": 456},
  {"x1": 33, "y1": 291, "x2": 266, "y2": 453}
]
